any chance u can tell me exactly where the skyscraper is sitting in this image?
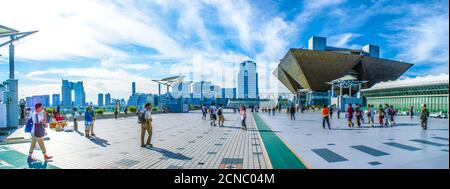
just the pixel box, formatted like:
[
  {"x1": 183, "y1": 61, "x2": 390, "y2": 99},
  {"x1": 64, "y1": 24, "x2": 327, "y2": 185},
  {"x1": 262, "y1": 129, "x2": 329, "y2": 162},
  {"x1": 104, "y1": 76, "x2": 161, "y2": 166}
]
[
  {"x1": 132, "y1": 82, "x2": 136, "y2": 95},
  {"x1": 98, "y1": 93, "x2": 104, "y2": 106},
  {"x1": 61, "y1": 79, "x2": 86, "y2": 107},
  {"x1": 237, "y1": 60, "x2": 259, "y2": 99},
  {"x1": 105, "y1": 93, "x2": 111, "y2": 106},
  {"x1": 61, "y1": 80, "x2": 72, "y2": 106},
  {"x1": 52, "y1": 94, "x2": 60, "y2": 107}
]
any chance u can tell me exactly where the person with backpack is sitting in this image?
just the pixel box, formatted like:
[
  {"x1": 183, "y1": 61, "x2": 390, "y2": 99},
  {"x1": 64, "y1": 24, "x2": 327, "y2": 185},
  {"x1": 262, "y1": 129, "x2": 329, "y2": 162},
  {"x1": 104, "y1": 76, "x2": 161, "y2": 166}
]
[
  {"x1": 27, "y1": 103, "x2": 53, "y2": 162},
  {"x1": 209, "y1": 103, "x2": 217, "y2": 126},
  {"x1": 240, "y1": 105, "x2": 247, "y2": 130},
  {"x1": 377, "y1": 105, "x2": 385, "y2": 126},
  {"x1": 140, "y1": 103, "x2": 153, "y2": 147},
  {"x1": 355, "y1": 104, "x2": 363, "y2": 128},
  {"x1": 217, "y1": 104, "x2": 225, "y2": 127},
  {"x1": 84, "y1": 106, "x2": 93, "y2": 138},
  {"x1": 420, "y1": 104, "x2": 429, "y2": 130},
  {"x1": 346, "y1": 103, "x2": 354, "y2": 127},
  {"x1": 322, "y1": 105, "x2": 331, "y2": 130},
  {"x1": 72, "y1": 107, "x2": 79, "y2": 131}
]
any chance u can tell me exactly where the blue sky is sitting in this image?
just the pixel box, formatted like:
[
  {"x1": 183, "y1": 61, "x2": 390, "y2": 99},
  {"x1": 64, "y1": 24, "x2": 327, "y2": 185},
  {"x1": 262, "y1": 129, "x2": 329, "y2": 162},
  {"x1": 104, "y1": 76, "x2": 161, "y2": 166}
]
[{"x1": 0, "y1": 0, "x2": 448, "y2": 103}]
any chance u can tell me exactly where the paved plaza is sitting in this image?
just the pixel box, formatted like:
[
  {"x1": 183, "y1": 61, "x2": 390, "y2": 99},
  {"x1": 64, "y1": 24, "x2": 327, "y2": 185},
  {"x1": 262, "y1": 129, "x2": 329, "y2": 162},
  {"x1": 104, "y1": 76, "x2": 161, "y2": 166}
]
[
  {"x1": 1, "y1": 111, "x2": 269, "y2": 169},
  {"x1": 0, "y1": 110, "x2": 448, "y2": 169},
  {"x1": 257, "y1": 111, "x2": 449, "y2": 169}
]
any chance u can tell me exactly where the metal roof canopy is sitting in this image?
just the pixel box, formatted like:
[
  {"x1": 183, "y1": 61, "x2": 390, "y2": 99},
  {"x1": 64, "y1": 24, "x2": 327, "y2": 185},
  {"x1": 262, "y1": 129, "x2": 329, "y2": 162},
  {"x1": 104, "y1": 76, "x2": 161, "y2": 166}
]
[
  {"x1": 0, "y1": 25, "x2": 38, "y2": 79},
  {"x1": 152, "y1": 75, "x2": 185, "y2": 86},
  {"x1": 326, "y1": 75, "x2": 368, "y2": 89}
]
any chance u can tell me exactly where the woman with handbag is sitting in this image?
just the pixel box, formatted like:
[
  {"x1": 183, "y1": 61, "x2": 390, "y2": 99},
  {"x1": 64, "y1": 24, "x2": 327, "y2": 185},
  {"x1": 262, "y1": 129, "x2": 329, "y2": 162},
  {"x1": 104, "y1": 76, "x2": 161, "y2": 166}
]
[{"x1": 28, "y1": 103, "x2": 53, "y2": 162}]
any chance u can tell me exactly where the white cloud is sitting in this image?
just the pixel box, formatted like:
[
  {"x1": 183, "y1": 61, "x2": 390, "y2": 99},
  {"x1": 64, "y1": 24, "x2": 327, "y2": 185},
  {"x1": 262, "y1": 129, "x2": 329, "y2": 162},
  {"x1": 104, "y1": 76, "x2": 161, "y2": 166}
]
[{"x1": 0, "y1": 0, "x2": 185, "y2": 61}]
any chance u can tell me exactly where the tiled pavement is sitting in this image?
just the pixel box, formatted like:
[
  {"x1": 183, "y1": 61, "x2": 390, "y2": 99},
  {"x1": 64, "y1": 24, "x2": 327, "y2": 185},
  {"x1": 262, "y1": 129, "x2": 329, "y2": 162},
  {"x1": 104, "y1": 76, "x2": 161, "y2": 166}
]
[
  {"x1": 1, "y1": 111, "x2": 269, "y2": 169},
  {"x1": 257, "y1": 111, "x2": 449, "y2": 169}
]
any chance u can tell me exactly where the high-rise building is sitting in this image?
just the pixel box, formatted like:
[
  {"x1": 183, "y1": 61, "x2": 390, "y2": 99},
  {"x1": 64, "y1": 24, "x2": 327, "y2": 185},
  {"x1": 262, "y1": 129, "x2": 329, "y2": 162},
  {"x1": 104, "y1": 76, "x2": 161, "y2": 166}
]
[
  {"x1": 105, "y1": 93, "x2": 111, "y2": 106},
  {"x1": 61, "y1": 80, "x2": 72, "y2": 106},
  {"x1": 52, "y1": 94, "x2": 60, "y2": 107},
  {"x1": 98, "y1": 93, "x2": 104, "y2": 106},
  {"x1": 237, "y1": 60, "x2": 259, "y2": 99},
  {"x1": 26, "y1": 95, "x2": 50, "y2": 108},
  {"x1": 61, "y1": 79, "x2": 86, "y2": 107},
  {"x1": 132, "y1": 82, "x2": 136, "y2": 95}
]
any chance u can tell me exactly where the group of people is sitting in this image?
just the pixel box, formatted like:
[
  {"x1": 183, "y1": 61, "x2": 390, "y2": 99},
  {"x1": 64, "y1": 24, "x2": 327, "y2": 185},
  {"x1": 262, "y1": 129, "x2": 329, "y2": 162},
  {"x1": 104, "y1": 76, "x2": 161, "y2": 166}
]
[
  {"x1": 338, "y1": 103, "x2": 430, "y2": 130},
  {"x1": 201, "y1": 103, "x2": 248, "y2": 130}
]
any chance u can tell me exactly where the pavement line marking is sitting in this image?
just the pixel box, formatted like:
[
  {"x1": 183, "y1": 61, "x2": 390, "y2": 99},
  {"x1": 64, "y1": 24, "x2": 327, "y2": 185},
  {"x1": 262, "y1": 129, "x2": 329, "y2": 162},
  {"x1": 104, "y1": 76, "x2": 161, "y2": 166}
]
[
  {"x1": 250, "y1": 114, "x2": 273, "y2": 169},
  {"x1": 351, "y1": 145, "x2": 390, "y2": 157},
  {"x1": 252, "y1": 113, "x2": 308, "y2": 169},
  {"x1": 0, "y1": 146, "x2": 59, "y2": 169},
  {"x1": 311, "y1": 148, "x2": 348, "y2": 163},
  {"x1": 410, "y1": 139, "x2": 448, "y2": 147},
  {"x1": 384, "y1": 142, "x2": 421, "y2": 151}
]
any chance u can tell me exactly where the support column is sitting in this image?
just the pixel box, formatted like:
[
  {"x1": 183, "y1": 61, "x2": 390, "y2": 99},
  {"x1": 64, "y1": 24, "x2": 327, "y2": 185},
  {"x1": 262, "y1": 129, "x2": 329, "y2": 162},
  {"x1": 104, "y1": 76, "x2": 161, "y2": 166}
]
[{"x1": 9, "y1": 43, "x2": 14, "y2": 80}]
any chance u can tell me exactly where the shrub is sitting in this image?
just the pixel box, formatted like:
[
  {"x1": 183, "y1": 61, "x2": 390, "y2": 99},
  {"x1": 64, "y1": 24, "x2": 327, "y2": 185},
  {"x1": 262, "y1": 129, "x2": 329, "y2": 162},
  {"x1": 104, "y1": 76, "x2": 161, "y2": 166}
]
[
  {"x1": 95, "y1": 108, "x2": 104, "y2": 115},
  {"x1": 128, "y1": 106, "x2": 137, "y2": 113},
  {"x1": 46, "y1": 108, "x2": 54, "y2": 114},
  {"x1": 152, "y1": 107, "x2": 158, "y2": 112}
]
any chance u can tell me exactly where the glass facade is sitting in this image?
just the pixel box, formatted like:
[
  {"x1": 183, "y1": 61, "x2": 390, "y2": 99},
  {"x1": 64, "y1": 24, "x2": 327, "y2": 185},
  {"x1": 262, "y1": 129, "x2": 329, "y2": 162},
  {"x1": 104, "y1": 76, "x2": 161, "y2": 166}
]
[{"x1": 363, "y1": 84, "x2": 449, "y2": 114}]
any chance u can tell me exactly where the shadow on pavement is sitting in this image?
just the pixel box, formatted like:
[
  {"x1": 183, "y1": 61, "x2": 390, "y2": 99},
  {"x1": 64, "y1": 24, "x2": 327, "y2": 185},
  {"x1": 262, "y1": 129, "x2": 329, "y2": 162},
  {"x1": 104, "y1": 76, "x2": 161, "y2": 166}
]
[
  {"x1": 27, "y1": 159, "x2": 48, "y2": 169},
  {"x1": 147, "y1": 147, "x2": 192, "y2": 160},
  {"x1": 89, "y1": 136, "x2": 110, "y2": 147}
]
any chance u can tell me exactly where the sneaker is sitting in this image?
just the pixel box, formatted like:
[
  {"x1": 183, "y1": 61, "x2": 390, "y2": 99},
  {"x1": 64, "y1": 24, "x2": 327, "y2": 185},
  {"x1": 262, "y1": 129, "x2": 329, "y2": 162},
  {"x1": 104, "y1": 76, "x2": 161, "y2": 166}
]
[
  {"x1": 91, "y1": 133, "x2": 96, "y2": 136},
  {"x1": 27, "y1": 156, "x2": 36, "y2": 162},
  {"x1": 141, "y1": 144, "x2": 146, "y2": 147},
  {"x1": 148, "y1": 144, "x2": 153, "y2": 148},
  {"x1": 44, "y1": 155, "x2": 53, "y2": 161}
]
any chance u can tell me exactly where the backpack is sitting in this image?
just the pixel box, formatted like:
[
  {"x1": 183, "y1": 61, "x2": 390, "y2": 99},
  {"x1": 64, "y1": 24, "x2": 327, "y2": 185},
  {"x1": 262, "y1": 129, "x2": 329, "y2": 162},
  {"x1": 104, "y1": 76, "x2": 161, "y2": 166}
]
[
  {"x1": 138, "y1": 110, "x2": 146, "y2": 124},
  {"x1": 217, "y1": 108, "x2": 223, "y2": 116},
  {"x1": 24, "y1": 117, "x2": 33, "y2": 133}
]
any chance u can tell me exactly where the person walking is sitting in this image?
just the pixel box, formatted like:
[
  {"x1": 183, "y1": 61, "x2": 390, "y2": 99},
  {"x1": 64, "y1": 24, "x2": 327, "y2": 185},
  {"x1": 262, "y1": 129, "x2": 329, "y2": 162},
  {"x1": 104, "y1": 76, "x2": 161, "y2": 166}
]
[
  {"x1": 346, "y1": 103, "x2": 354, "y2": 127},
  {"x1": 384, "y1": 104, "x2": 390, "y2": 126},
  {"x1": 322, "y1": 105, "x2": 331, "y2": 130},
  {"x1": 289, "y1": 104, "x2": 296, "y2": 120},
  {"x1": 377, "y1": 105, "x2": 385, "y2": 126},
  {"x1": 368, "y1": 104, "x2": 375, "y2": 127},
  {"x1": 72, "y1": 107, "x2": 79, "y2": 131},
  {"x1": 84, "y1": 106, "x2": 93, "y2": 138},
  {"x1": 272, "y1": 106, "x2": 276, "y2": 116},
  {"x1": 420, "y1": 104, "x2": 429, "y2": 130},
  {"x1": 355, "y1": 104, "x2": 363, "y2": 128},
  {"x1": 201, "y1": 104, "x2": 207, "y2": 120},
  {"x1": 409, "y1": 105, "x2": 414, "y2": 119},
  {"x1": 389, "y1": 105, "x2": 396, "y2": 126},
  {"x1": 89, "y1": 105, "x2": 96, "y2": 136},
  {"x1": 140, "y1": 103, "x2": 153, "y2": 147},
  {"x1": 27, "y1": 103, "x2": 53, "y2": 162},
  {"x1": 124, "y1": 106, "x2": 128, "y2": 118},
  {"x1": 240, "y1": 105, "x2": 247, "y2": 130},
  {"x1": 209, "y1": 103, "x2": 217, "y2": 126},
  {"x1": 217, "y1": 104, "x2": 225, "y2": 127},
  {"x1": 329, "y1": 105, "x2": 334, "y2": 119},
  {"x1": 114, "y1": 105, "x2": 119, "y2": 119}
]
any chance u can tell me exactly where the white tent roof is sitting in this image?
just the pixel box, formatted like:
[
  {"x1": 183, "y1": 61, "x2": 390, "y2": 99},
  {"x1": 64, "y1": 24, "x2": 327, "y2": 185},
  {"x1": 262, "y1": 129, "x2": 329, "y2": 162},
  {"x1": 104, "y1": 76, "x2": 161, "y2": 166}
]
[{"x1": 362, "y1": 73, "x2": 449, "y2": 91}]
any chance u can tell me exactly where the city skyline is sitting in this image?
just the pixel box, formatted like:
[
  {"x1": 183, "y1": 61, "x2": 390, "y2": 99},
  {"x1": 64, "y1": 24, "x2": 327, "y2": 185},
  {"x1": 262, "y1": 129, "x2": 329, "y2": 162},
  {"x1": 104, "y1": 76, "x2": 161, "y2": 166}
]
[{"x1": 0, "y1": 0, "x2": 448, "y2": 103}]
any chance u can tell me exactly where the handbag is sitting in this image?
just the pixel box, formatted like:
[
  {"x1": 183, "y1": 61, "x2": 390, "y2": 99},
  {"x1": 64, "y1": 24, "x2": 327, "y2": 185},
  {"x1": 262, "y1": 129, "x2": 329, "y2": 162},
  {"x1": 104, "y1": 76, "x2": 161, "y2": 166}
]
[{"x1": 34, "y1": 113, "x2": 46, "y2": 138}]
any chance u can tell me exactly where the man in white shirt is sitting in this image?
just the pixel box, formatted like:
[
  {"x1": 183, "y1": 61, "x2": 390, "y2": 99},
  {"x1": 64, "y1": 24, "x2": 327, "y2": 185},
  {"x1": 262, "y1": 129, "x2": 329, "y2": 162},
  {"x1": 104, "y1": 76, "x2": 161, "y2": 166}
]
[{"x1": 141, "y1": 103, "x2": 153, "y2": 148}]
